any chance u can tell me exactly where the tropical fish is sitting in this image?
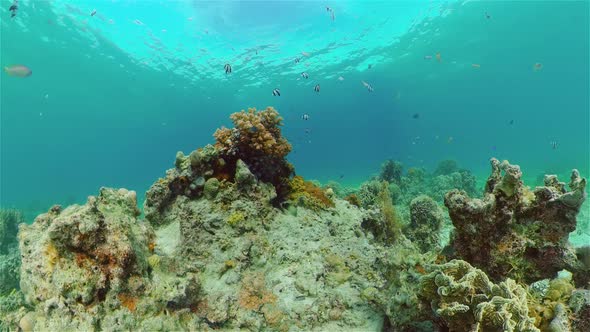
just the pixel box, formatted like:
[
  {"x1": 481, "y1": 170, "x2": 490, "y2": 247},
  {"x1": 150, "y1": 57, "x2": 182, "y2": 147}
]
[
  {"x1": 301, "y1": 72, "x2": 309, "y2": 79},
  {"x1": 326, "y1": 6, "x2": 335, "y2": 21},
  {"x1": 133, "y1": 19, "x2": 143, "y2": 25},
  {"x1": 550, "y1": 141, "x2": 557, "y2": 149},
  {"x1": 9, "y1": 0, "x2": 18, "y2": 18},
  {"x1": 314, "y1": 84, "x2": 320, "y2": 92},
  {"x1": 302, "y1": 114, "x2": 309, "y2": 120},
  {"x1": 435, "y1": 52, "x2": 441, "y2": 62},
  {"x1": 272, "y1": 88, "x2": 281, "y2": 96},
  {"x1": 294, "y1": 57, "x2": 301, "y2": 64},
  {"x1": 90, "y1": 9, "x2": 97, "y2": 16},
  {"x1": 412, "y1": 113, "x2": 420, "y2": 119},
  {"x1": 472, "y1": 63, "x2": 481, "y2": 68},
  {"x1": 485, "y1": 12, "x2": 491, "y2": 19},
  {"x1": 224, "y1": 63, "x2": 232, "y2": 74},
  {"x1": 4, "y1": 65, "x2": 32, "y2": 77},
  {"x1": 361, "y1": 80, "x2": 374, "y2": 92}
]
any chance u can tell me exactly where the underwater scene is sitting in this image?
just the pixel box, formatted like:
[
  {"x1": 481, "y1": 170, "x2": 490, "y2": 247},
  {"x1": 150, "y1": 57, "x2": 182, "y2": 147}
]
[{"x1": 1, "y1": 0, "x2": 589, "y2": 331}]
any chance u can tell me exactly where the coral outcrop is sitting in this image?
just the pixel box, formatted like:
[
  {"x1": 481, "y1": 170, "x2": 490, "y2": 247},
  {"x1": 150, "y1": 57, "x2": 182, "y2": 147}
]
[
  {"x1": 213, "y1": 107, "x2": 294, "y2": 201},
  {"x1": 445, "y1": 158, "x2": 587, "y2": 284}
]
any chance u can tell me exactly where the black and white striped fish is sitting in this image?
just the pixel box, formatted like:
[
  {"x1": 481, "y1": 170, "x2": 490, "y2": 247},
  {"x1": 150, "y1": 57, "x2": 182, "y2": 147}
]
[
  {"x1": 314, "y1": 84, "x2": 320, "y2": 92},
  {"x1": 272, "y1": 88, "x2": 281, "y2": 96},
  {"x1": 301, "y1": 72, "x2": 309, "y2": 79},
  {"x1": 361, "y1": 80, "x2": 374, "y2": 92},
  {"x1": 224, "y1": 63, "x2": 232, "y2": 74}
]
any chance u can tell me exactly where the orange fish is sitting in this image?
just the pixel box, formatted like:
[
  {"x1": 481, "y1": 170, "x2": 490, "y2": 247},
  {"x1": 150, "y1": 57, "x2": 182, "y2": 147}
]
[
  {"x1": 435, "y1": 52, "x2": 441, "y2": 62},
  {"x1": 4, "y1": 65, "x2": 32, "y2": 77},
  {"x1": 472, "y1": 63, "x2": 481, "y2": 68}
]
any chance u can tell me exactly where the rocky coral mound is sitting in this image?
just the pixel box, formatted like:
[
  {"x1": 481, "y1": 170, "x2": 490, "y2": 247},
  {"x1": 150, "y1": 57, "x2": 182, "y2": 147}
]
[
  {"x1": 445, "y1": 158, "x2": 587, "y2": 284},
  {"x1": 213, "y1": 107, "x2": 294, "y2": 201}
]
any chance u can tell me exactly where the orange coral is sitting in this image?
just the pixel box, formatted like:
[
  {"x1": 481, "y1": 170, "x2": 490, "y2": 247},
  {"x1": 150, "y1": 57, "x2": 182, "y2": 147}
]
[
  {"x1": 213, "y1": 107, "x2": 294, "y2": 201},
  {"x1": 238, "y1": 272, "x2": 277, "y2": 311},
  {"x1": 118, "y1": 293, "x2": 137, "y2": 312},
  {"x1": 214, "y1": 107, "x2": 291, "y2": 158},
  {"x1": 289, "y1": 176, "x2": 335, "y2": 211}
]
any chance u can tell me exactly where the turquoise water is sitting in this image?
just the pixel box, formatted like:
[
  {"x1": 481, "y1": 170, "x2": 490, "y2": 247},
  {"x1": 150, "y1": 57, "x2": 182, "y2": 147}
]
[{"x1": 1, "y1": 0, "x2": 588, "y2": 218}]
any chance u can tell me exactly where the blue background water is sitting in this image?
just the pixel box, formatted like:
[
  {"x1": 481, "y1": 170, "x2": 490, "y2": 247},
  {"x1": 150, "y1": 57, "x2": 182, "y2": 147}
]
[{"x1": 1, "y1": 1, "x2": 588, "y2": 225}]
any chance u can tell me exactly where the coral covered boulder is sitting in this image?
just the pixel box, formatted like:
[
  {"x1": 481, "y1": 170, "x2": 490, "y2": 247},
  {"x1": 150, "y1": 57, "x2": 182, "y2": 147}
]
[
  {"x1": 445, "y1": 158, "x2": 587, "y2": 284},
  {"x1": 407, "y1": 195, "x2": 444, "y2": 253},
  {"x1": 214, "y1": 107, "x2": 294, "y2": 201}
]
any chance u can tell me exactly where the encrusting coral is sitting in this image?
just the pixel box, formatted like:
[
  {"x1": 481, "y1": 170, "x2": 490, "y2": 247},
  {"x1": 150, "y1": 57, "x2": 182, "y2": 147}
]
[{"x1": 445, "y1": 158, "x2": 587, "y2": 284}]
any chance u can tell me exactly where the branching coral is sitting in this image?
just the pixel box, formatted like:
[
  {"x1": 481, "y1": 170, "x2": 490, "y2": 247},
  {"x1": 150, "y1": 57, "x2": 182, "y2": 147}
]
[
  {"x1": 445, "y1": 158, "x2": 587, "y2": 284},
  {"x1": 213, "y1": 107, "x2": 294, "y2": 202},
  {"x1": 419, "y1": 259, "x2": 539, "y2": 331},
  {"x1": 288, "y1": 175, "x2": 334, "y2": 211}
]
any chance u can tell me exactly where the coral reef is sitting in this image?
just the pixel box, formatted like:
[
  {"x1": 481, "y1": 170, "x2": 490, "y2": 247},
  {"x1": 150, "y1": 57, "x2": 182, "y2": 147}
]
[
  {"x1": 0, "y1": 209, "x2": 22, "y2": 295},
  {"x1": 406, "y1": 195, "x2": 444, "y2": 253},
  {"x1": 213, "y1": 107, "x2": 294, "y2": 201},
  {"x1": 445, "y1": 158, "x2": 587, "y2": 284},
  {"x1": 419, "y1": 259, "x2": 539, "y2": 331}
]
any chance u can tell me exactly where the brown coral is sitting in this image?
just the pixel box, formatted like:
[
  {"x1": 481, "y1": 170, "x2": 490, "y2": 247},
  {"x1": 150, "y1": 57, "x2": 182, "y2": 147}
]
[
  {"x1": 213, "y1": 107, "x2": 294, "y2": 202},
  {"x1": 288, "y1": 176, "x2": 335, "y2": 211}
]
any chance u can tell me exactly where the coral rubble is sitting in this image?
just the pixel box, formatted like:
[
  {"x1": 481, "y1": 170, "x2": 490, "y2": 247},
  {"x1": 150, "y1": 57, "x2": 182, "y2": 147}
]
[{"x1": 445, "y1": 158, "x2": 587, "y2": 284}]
